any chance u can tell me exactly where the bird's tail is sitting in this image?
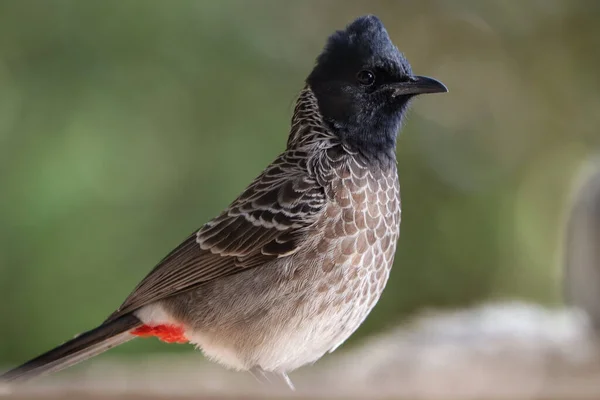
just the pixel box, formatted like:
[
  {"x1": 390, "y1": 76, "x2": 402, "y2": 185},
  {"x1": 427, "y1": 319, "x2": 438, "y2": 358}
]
[{"x1": 0, "y1": 313, "x2": 142, "y2": 383}]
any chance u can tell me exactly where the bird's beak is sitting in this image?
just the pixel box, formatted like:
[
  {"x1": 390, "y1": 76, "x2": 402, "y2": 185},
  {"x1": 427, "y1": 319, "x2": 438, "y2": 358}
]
[{"x1": 391, "y1": 75, "x2": 448, "y2": 97}]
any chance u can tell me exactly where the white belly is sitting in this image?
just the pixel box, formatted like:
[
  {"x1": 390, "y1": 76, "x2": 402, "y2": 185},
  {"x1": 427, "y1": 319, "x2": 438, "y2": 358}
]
[{"x1": 136, "y1": 300, "x2": 365, "y2": 373}]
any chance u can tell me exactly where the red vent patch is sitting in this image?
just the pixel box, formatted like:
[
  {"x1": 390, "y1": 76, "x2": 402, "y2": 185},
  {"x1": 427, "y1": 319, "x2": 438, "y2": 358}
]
[{"x1": 131, "y1": 324, "x2": 188, "y2": 344}]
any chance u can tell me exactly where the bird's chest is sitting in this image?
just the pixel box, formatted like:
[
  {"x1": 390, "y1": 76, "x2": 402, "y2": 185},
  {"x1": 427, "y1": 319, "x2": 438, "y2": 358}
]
[
  {"x1": 306, "y1": 160, "x2": 401, "y2": 311},
  {"x1": 288, "y1": 161, "x2": 400, "y2": 358}
]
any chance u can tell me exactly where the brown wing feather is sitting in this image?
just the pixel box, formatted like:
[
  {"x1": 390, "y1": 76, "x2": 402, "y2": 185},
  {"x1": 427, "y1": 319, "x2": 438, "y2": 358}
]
[{"x1": 106, "y1": 151, "x2": 326, "y2": 321}]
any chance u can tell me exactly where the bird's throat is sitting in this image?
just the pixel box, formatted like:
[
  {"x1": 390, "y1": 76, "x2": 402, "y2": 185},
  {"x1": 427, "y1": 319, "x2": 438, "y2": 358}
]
[{"x1": 131, "y1": 324, "x2": 188, "y2": 344}]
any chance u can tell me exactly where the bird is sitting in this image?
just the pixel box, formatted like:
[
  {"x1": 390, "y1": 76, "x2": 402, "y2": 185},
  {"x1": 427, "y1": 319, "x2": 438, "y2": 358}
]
[{"x1": 0, "y1": 14, "x2": 447, "y2": 388}]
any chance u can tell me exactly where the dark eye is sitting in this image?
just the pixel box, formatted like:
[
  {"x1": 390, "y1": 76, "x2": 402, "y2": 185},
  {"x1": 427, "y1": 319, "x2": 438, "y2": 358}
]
[{"x1": 356, "y1": 70, "x2": 375, "y2": 86}]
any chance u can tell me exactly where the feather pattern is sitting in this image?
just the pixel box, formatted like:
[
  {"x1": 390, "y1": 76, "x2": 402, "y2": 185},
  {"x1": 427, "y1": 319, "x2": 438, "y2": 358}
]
[
  {"x1": 110, "y1": 87, "x2": 401, "y2": 373},
  {"x1": 159, "y1": 89, "x2": 402, "y2": 371},
  {"x1": 107, "y1": 87, "x2": 337, "y2": 321}
]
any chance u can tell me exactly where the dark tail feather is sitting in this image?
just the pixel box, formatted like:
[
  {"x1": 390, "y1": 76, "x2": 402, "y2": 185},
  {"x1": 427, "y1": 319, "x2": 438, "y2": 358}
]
[{"x1": 0, "y1": 313, "x2": 142, "y2": 383}]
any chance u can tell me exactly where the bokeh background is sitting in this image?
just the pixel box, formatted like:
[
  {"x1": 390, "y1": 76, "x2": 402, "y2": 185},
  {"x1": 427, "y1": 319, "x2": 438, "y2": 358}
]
[{"x1": 1, "y1": 0, "x2": 600, "y2": 398}]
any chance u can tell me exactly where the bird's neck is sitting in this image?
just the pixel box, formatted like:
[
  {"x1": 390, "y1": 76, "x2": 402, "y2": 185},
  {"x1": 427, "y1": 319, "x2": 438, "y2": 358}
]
[
  {"x1": 287, "y1": 87, "x2": 397, "y2": 169},
  {"x1": 340, "y1": 128, "x2": 398, "y2": 168},
  {"x1": 287, "y1": 87, "x2": 336, "y2": 149}
]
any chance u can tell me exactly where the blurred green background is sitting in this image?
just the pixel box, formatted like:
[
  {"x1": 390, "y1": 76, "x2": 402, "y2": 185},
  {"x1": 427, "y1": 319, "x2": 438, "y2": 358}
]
[{"x1": 0, "y1": 0, "x2": 599, "y2": 366}]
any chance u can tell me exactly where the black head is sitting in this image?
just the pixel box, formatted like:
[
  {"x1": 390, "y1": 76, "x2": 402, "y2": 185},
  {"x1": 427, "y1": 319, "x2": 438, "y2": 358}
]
[{"x1": 307, "y1": 15, "x2": 447, "y2": 161}]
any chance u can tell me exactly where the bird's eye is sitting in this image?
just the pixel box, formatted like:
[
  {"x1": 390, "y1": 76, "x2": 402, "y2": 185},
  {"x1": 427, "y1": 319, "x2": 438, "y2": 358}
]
[{"x1": 356, "y1": 70, "x2": 375, "y2": 86}]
